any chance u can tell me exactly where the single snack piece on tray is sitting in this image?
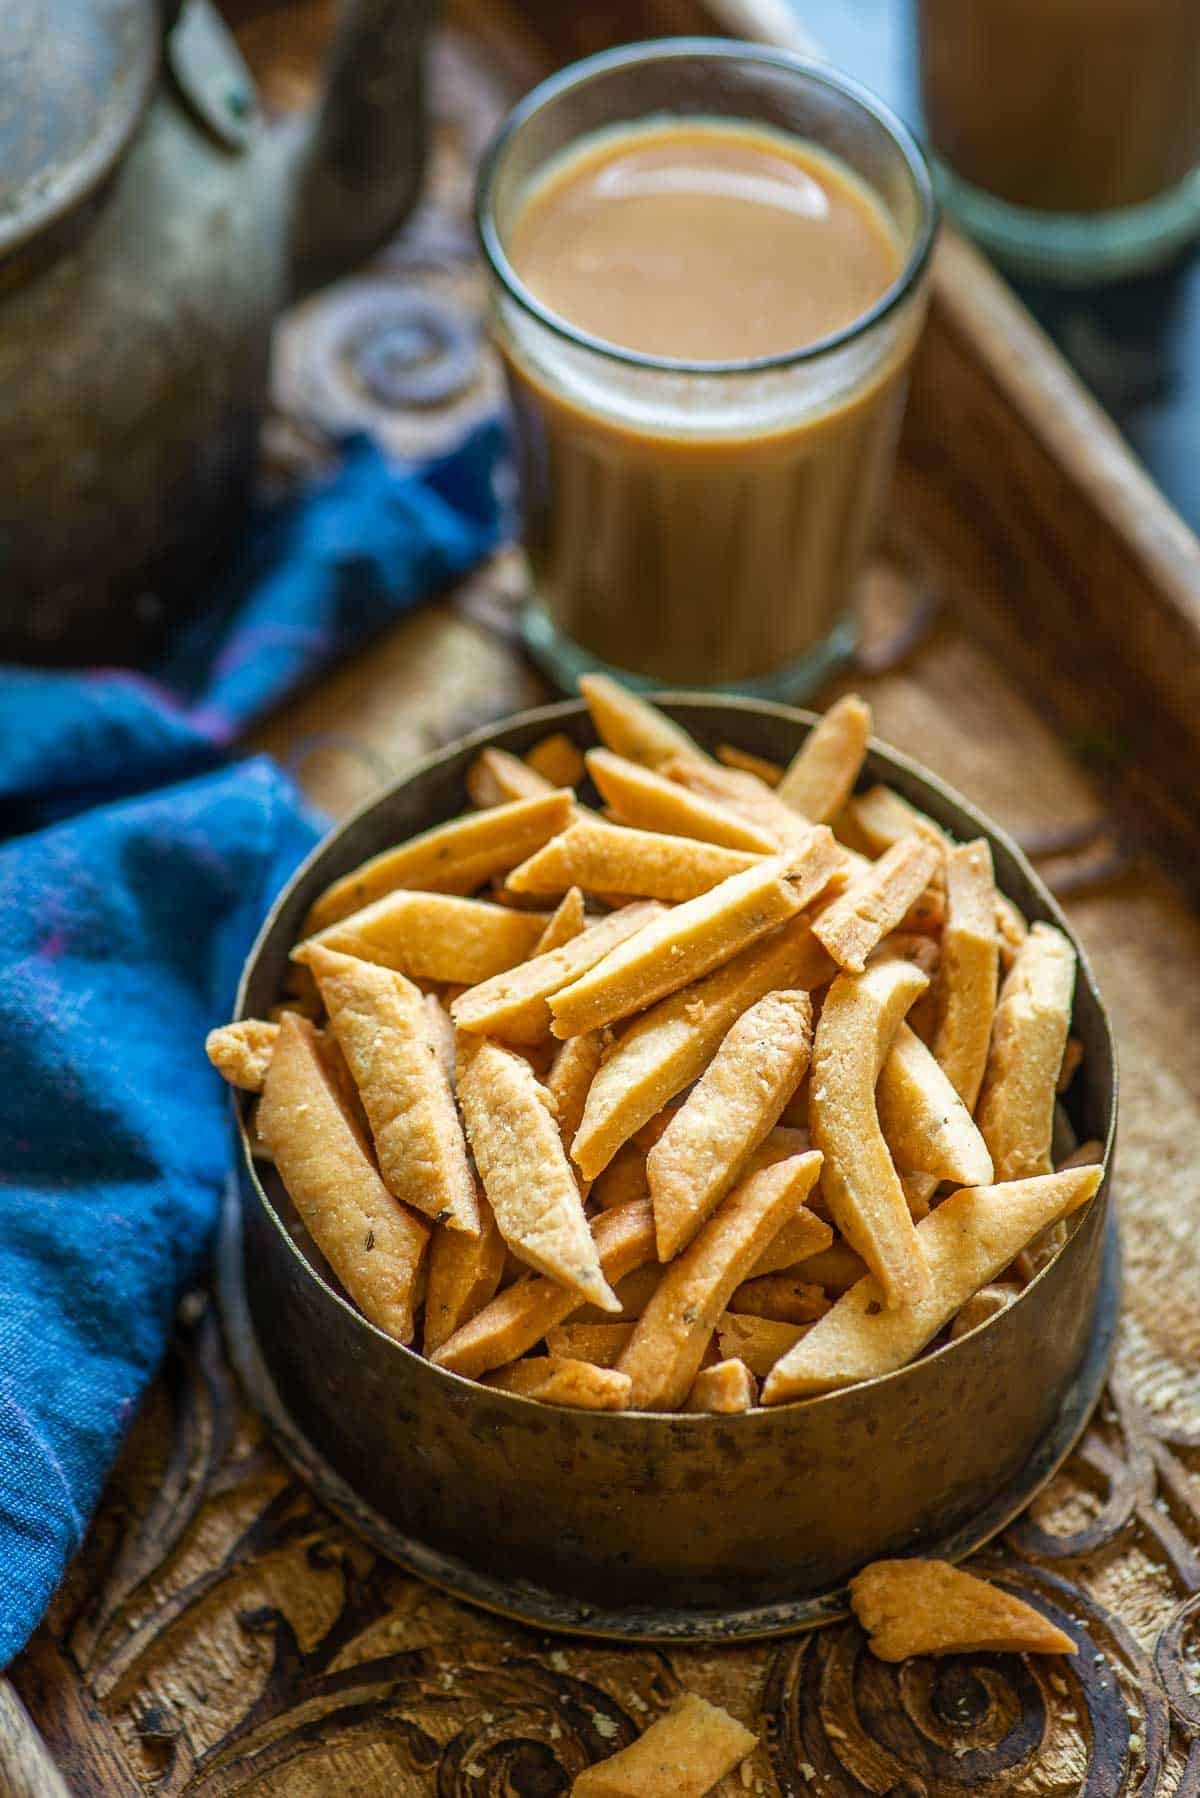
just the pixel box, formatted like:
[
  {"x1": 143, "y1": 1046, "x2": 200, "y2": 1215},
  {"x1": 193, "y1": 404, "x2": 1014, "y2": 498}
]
[
  {"x1": 809, "y1": 957, "x2": 933, "y2": 1307},
  {"x1": 304, "y1": 790, "x2": 573, "y2": 931},
  {"x1": 762, "y1": 1164, "x2": 1102, "y2": 1402},
  {"x1": 571, "y1": 1691, "x2": 758, "y2": 1797},
  {"x1": 306, "y1": 945, "x2": 479, "y2": 1234},
  {"x1": 257, "y1": 1013, "x2": 429, "y2": 1346},
  {"x1": 777, "y1": 693, "x2": 873, "y2": 821},
  {"x1": 849, "y1": 1559, "x2": 1077, "y2": 1661},
  {"x1": 648, "y1": 989, "x2": 814, "y2": 1258},
  {"x1": 236, "y1": 676, "x2": 1103, "y2": 1415},
  {"x1": 456, "y1": 1039, "x2": 617, "y2": 1308}
]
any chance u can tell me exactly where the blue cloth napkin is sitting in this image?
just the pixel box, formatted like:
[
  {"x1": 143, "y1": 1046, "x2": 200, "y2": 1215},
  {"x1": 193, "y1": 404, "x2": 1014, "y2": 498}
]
[{"x1": 0, "y1": 423, "x2": 505, "y2": 1667}]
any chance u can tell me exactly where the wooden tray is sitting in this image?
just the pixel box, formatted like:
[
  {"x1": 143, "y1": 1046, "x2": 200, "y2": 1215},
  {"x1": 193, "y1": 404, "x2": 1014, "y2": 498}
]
[{"x1": 6, "y1": 3, "x2": 1200, "y2": 1793}]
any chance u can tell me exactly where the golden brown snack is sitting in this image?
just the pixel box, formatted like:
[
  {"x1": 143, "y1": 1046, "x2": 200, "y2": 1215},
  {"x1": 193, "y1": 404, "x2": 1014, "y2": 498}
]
[
  {"x1": 571, "y1": 921, "x2": 833, "y2": 1179},
  {"x1": 977, "y1": 922, "x2": 1077, "y2": 1181},
  {"x1": 299, "y1": 890, "x2": 550, "y2": 985},
  {"x1": 533, "y1": 886, "x2": 587, "y2": 954},
  {"x1": 575, "y1": 1264, "x2": 664, "y2": 1323},
  {"x1": 545, "y1": 1321, "x2": 636, "y2": 1366},
  {"x1": 590, "y1": 1142, "x2": 651, "y2": 1211},
  {"x1": 423, "y1": 1201, "x2": 507, "y2": 1353},
  {"x1": 716, "y1": 1312, "x2": 811, "y2": 1378},
  {"x1": 648, "y1": 990, "x2": 814, "y2": 1258},
  {"x1": 762, "y1": 1164, "x2": 1102, "y2": 1402},
  {"x1": 257, "y1": 1014, "x2": 429, "y2": 1346},
  {"x1": 507, "y1": 813, "x2": 761, "y2": 902},
  {"x1": 587, "y1": 748, "x2": 777, "y2": 852},
  {"x1": 849, "y1": 1560, "x2": 1077, "y2": 1661},
  {"x1": 551, "y1": 846, "x2": 838, "y2": 1039},
  {"x1": 546, "y1": 1029, "x2": 605, "y2": 1157},
  {"x1": 685, "y1": 1358, "x2": 758, "y2": 1413},
  {"x1": 306, "y1": 791, "x2": 573, "y2": 931},
  {"x1": 727, "y1": 1274, "x2": 830, "y2": 1324},
  {"x1": 431, "y1": 1201, "x2": 656, "y2": 1378},
  {"x1": 571, "y1": 1692, "x2": 757, "y2": 1797},
  {"x1": 745, "y1": 1205, "x2": 834, "y2": 1279},
  {"x1": 812, "y1": 836, "x2": 943, "y2": 974},
  {"x1": 932, "y1": 839, "x2": 999, "y2": 1111},
  {"x1": 467, "y1": 747, "x2": 557, "y2": 808},
  {"x1": 423, "y1": 992, "x2": 457, "y2": 1085},
  {"x1": 451, "y1": 901, "x2": 665, "y2": 1043},
  {"x1": 661, "y1": 755, "x2": 821, "y2": 851},
  {"x1": 845, "y1": 781, "x2": 944, "y2": 855},
  {"x1": 790, "y1": 1240, "x2": 869, "y2": 1293},
  {"x1": 206, "y1": 1018, "x2": 278, "y2": 1092},
  {"x1": 525, "y1": 732, "x2": 585, "y2": 788},
  {"x1": 809, "y1": 958, "x2": 933, "y2": 1308},
  {"x1": 877, "y1": 1023, "x2": 994, "y2": 1186},
  {"x1": 717, "y1": 744, "x2": 784, "y2": 786},
  {"x1": 306, "y1": 946, "x2": 479, "y2": 1234},
  {"x1": 484, "y1": 1356, "x2": 632, "y2": 1410},
  {"x1": 776, "y1": 694, "x2": 873, "y2": 821},
  {"x1": 1057, "y1": 1036, "x2": 1084, "y2": 1094},
  {"x1": 617, "y1": 1151, "x2": 823, "y2": 1409},
  {"x1": 579, "y1": 672, "x2": 710, "y2": 769},
  {"x1": 457, "y1": 1040, "x2": 616, "y2": 1308},
  {"x1": 949, "y1": 1281, "x2": 1019, "y2": 1341},
  {"x1": 995, "y1": 890, "x2": 1030, "y2": 969}
]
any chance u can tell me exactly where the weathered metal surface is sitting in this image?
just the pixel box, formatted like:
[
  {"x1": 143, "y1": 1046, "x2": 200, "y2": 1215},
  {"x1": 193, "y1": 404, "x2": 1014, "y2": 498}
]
[
  {"x1": 226, "y1": 697, "x2": 1119, "y2": 1638},
  {"x1": 0, "y1": 0, "x2": 434, "y2": 663}
]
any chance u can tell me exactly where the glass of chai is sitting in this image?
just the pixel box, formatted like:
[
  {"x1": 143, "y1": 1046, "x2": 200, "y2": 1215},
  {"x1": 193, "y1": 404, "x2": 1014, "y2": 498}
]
[
  {"x1": 916, "y1": 0, "x2": 1200, "y2": 283},
  {"x1": 476, "y1": 40, "x2": 936, "y2": 697}
]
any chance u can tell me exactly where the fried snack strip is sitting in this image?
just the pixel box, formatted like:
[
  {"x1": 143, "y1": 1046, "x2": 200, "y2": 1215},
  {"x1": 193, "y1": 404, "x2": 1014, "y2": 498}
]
[
  {"x1": 207, "y1": 1018, "x2": 278, "y2": 1092},
  {"x1": 545, "y1": 1321, "x2": 636, "y2": 1366},
  {"x1": 423, "y1": 1201, "x2": 506, "y2": 1353},
  {"x1": 451, "y1": 901, "x2": 665, "y2": 1043},
  {"x1": 845, "y1": 783, "x2": 945, "y2": 855},
  {"x1": 790, "y1": 1240, "x2": 869, "y2": 1293},
  {"x1": 809, "y1": 958, "x2": 932, "y2": 1308},
  {"x1": 746, "y1": 1207, "x2": 834, "y2": 1279},
  {"x1": 762, "y1": 1164, "x2": 1102, "y2": 1401},
  {"x1": 976, "y1": 922, "x2": 1077, "y2": 1182},
  {"x1": 776, "y1": 694, "x2": 873, "y2": 821},
  {"x1": 933, "y1": 839, "x2": 999, "y2": 1111},
  {"x1": 572, "y1": 1692, "x2": 758, "y2": 1798},
  {"x1": 716, "y1": 1313, "x2": 811, "y2": 1378},
  {"x1": 551, "y1": 846, "x2": 838, "y2": 1039},
  {"x1": 727, "y1": 1275, "x2": 829, "y2": 1324},
  {"x1": 300, "y1": 890, "x2": 550, "y2": 985},
  {"x1": 579, "y1": 672, "x2": 710, "y2": 769},
  {"x1": 546, "y1": 1030, "x2": 605, "y2": 1153},
  {"x1": 431, "y1": 1201, "x2": 656, "y2": 1378},
  {"x1": 717, "y1": 744, "x2": 784, "y2": 786},
  {"x1": 588, "y1": 748, "x2": 778, "y2": 852},
  {"x1": 533, "y1": 886, "x2": 587, "y2": 954},
  {"x1": 877, "y1": 1023, "x2": 994, "y2": 1187},
  {"x1": 306, "y1": 946, "x2": 479, "y2": 1233},
  {"x1": 467, "y1": 747, "x2": 556, "y2": 808},
  {"x1": 507, "y1": 814, "x2": 761, "y2": 902},
  {"x1": 949, "y1": 1282, "x2": 1019, "y2": 1341},
  {"x1": 685, "y1": 1358, "x2": 758, "y2": 1414},
  {"x1": 661, "y1": 755, "x2": 820, "y2": 851},
  {"x1": 812, "y1": 837, "x2": 942, "y2": 974},
  {"x1": 576, "y1": 1263, "x2": 663, "y2": 1323},
  {"x1": 572, "y1": 922, "x2": 833, "y2": 1179},
  {"x1": 423, "y1": 993, "x2": 457, "y2": 1084},
  {"x1": 591, "y1": 1143, "x2": 650, "y2": 1211},
  {"x1": 457, "y1": 1040, "x2": 616, "y2": 1308},
  {"x1": 306, "y1": 791, "x2": 573, "y2": 930},
  {"x1": 648, "y1": 990, "x2": 814, "y2": 1258},
  {"x1": 525, "y1": 732, "x2": 585, "y2": 788},
  {"x1": 257, "y1": 1014, "x2": 429, "y2": 1345},
  {"x1": 484, "y1": 1356, "x2": 632, "y2": 1410},
  {"x1": 850, "y1": 1560, "x2": 1076, "y2": 1661},
  {"x1": 617, "y1": 1151, "x2": 823, "y2": 1409}
]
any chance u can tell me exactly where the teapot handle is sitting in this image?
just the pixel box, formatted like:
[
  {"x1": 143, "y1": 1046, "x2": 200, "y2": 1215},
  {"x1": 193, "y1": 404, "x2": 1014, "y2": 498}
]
[{"x1": 288, "y1": 0, "x2": 438, "y2": 299}]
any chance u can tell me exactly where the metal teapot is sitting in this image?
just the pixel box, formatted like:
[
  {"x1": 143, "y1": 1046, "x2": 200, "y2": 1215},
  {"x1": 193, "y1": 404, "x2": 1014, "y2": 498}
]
[{"x1": 1, "y1": 0, "x2": 435, "y2": 663}]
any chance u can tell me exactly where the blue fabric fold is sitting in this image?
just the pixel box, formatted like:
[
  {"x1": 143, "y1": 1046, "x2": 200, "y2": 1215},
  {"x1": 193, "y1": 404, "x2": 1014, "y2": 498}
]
[{"x1": 0, "y1": 422, "x2": 505, "y2": 1667}]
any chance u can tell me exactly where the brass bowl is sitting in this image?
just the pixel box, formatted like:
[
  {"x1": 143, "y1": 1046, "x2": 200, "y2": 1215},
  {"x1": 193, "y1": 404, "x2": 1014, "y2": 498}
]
[{"x1": 217, "y1": 696, "x2": 1119, "y2": 1642}]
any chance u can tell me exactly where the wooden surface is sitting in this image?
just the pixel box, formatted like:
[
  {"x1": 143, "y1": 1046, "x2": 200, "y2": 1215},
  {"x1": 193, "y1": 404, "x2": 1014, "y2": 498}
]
[{"x1": 9, "y1": 10, "x2": 1200, "y2": 1795}]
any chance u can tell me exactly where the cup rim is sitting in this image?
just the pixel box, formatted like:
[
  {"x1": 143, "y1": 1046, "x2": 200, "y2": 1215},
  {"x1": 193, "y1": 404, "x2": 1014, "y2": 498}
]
[{"x1": 474, "y1": 36, "x2": 939, "y2": 378}]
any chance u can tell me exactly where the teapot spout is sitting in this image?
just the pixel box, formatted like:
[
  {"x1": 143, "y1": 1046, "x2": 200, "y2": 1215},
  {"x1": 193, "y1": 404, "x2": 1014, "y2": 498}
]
[{"x1": 288, "y1": 0, "x2": 437, "y2": 299}]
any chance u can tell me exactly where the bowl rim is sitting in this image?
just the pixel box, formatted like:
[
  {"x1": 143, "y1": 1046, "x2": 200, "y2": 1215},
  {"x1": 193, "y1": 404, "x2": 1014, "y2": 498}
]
[{"x1": 235, "y1": 692, "x2": 1119, "y2": 1421}]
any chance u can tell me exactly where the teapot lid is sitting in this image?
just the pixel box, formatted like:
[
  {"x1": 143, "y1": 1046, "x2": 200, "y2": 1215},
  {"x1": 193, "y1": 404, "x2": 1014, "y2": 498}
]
[{"x1": 1, "y1": 0, "x2": 158, "y2": 261}]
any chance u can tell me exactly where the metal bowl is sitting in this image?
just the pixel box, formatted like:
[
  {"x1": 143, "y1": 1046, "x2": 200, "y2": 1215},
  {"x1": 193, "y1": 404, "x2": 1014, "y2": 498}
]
[{"x1": 218, "y1": 696, "x2": 1119, "y2": 1643}]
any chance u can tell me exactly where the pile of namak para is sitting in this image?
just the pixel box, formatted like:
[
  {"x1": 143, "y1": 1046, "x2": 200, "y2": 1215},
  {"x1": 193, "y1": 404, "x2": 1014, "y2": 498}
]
[{"x1": 208, "y1": 676, "x2": 1104, "y2": 1417}]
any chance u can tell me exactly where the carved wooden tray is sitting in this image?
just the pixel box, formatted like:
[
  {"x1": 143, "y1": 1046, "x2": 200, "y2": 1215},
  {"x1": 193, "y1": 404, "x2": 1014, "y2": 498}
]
[{"x1": 6, "y1": 2, "x2": 1200, "y2": 1793}]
